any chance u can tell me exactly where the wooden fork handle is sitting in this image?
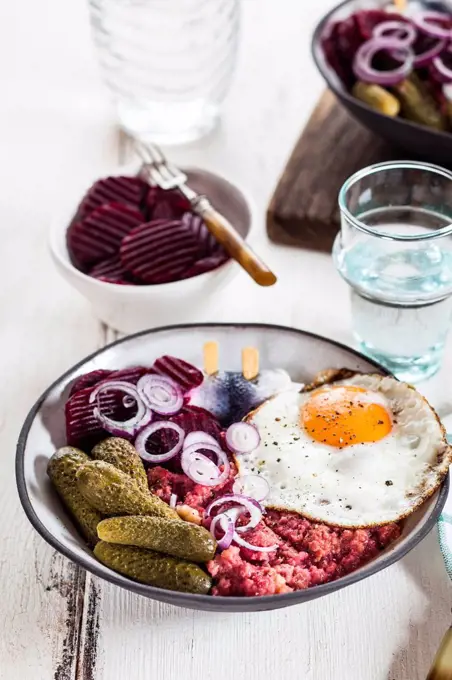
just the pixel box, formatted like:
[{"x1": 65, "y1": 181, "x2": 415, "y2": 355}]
[{"x1": 192, "y1": 196, "x2": 277, "y2": 287}]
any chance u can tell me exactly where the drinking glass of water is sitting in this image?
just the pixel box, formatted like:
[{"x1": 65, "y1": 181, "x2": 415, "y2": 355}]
[
  {"x1": 88, "y1": 0, "x2": 240, "y2": 145},
  {"x1": 333, "y1": 161, "x2": 452, "y2": 382}
]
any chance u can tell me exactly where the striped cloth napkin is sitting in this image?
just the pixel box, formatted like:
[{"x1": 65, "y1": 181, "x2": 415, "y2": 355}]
[{"x1": 438, "y1": 415, "x2": 452, "y2": 577}]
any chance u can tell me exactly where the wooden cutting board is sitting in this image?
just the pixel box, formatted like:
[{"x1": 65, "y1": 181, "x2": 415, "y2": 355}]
[{"x1": 267, "y1": 90, "x2": 403, "y2": 252}]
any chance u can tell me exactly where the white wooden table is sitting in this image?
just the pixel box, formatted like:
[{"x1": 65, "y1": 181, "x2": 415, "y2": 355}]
[{"x1": 1, "y1": 1, "x2": 451, "y2": 678}]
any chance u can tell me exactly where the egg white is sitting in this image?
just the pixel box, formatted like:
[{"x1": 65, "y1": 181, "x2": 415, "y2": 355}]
[{"x1": 240, "y1": 375, "x2": 450, "y2": 527}]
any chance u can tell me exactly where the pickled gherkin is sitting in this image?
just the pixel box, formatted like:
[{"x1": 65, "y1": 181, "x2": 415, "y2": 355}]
[
  {"x1": 91, "y1": 437, "x2": 148, "y2": 492},
  {"x1": 393, "y1": 74, "x2": 447, "y2": 131},
  {"x1": 97, "y1": 516, "x2": 217, "y2": 562},
  {"x1": 352, "y1": 81, "x2": 400, "y2": 117},
  {"x1": 47, "y1": 447, "x2": 102, "y2": 547},
  {"x1": 76, "y1": 461, "x2": 178, "y2": 520},
  {"x1": 94, "y1": 541, "x2": 212, "y2": 594}
]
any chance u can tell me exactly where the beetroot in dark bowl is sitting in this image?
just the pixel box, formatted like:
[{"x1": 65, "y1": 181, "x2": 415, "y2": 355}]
[{"x1": 312, "y1": 0, "x2": 452, "y2": 166}]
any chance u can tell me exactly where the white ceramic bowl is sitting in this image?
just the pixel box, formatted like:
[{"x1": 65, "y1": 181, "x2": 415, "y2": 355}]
[
  {"x1": 16, "y1": 323, "x2": 448, "y2": 613},
  {"x1": 49, "y1": 167, "x2": 254, "y2": 334}
]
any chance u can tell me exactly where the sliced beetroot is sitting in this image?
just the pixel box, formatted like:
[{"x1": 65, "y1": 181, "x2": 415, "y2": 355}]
[
  {"x1": 145, "y1": 187, "x2": 191, "y2": 221},
  {"x1": 65, "y1": 371, "x2": 150, "y2": 447},
  {"x1": 355, "y1": 10, "x2": 404, "y2": 40},
  {"x1": 79, "y1": 176, "x2": 148, "y2": 220},
  {"x1": 151, "y1": 355, "x2": 203, "y2": 392},
  {"x1": 68, "y1": 202, "x2": 145, "y2": 270},
  {"x1": 108, "y1": 366, "x2": 150, "y2": 384},
  {"x1": 181, "y1": 212, "x2": 222, "y2": 256},
  {"x1": 336, "y1": 15, "x2": 363, "y2": 63},
  {"x1": 65, "y1": 385, "x2": 128, "y2": 448},
  {"x1": 69, "y1": 369, "x2": 113, "y2": 396},
  {"x1": 181, "y1": 253, "x2": 229, "y2": 279},
  {"x1": 170, "y1": 406, "x2": 222, "y2": 440},
  {"x1": 321, "y1": 22, "x2": 356, "y2": 88},
  {"x1": 89, "y1": 255, "x2": 133, "y2": 285},
  {"x1": 120, "y1": 219, "x2": 201, "y2": 284},
  {"x1": 142, "y1": 405, "x2": 223, "y2": 471}
]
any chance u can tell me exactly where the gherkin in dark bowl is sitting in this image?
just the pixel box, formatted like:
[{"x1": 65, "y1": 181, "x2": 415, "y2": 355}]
[{"x1": 311, "y1": 0, "x2": 452, "y2": 167}]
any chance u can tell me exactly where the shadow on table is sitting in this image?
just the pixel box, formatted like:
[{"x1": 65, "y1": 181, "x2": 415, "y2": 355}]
[{"x1": 387, "y1": 530, "x2": 450, "y2": 680}]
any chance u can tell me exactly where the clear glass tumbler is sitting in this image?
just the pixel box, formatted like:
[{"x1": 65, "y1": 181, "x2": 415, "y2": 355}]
[
  {"x1": 88, "y1": 0, "x2": 240, "y2": 145},
  {"x1": 333, "y1": 161, "x2": 452, "y2": 382}
]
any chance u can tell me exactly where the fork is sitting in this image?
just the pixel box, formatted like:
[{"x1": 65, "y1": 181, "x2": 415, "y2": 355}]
[{"x1": 133, "y1": 140, "x2": 277, "y2": 287}]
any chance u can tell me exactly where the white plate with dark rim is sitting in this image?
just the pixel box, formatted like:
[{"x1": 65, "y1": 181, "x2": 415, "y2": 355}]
[{"x1": 16, "y1": 323, "x2": 449, "y2": 613}]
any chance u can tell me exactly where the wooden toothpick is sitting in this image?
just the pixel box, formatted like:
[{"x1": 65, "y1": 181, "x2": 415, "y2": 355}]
[
  {"x1": 203, "y1": 341, "x2": 219, "y2": 375},
  {"x1": 242, "y1": 347, "x2": 259, "y2": 380}
]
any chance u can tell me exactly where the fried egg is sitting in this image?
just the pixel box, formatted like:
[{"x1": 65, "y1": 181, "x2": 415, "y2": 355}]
[{"x1": 239, "y1": 374, "x2": 451, "y2": 527}]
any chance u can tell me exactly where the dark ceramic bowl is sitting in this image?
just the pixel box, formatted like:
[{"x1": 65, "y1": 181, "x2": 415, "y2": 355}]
[
  {"x1": 312, "y1": 0, "x2": 452, "y2": 167},
  {"x1": 16, "y1": 323, "x2": 448, "y2": 612}
]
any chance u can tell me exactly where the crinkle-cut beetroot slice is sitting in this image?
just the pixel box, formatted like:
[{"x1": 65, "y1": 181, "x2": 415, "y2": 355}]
[
  {"x1": 65, "y1": 373, "x2": 149, "y2": 447},
  {"x1": 151, "y1": 355, "x2": 203, "y2": 392},
  {"x1": 181, "y1": 211, "x2": 222, "y2": 257},
  {"x1": 355, "y1": 10, "x2": 404, "y2": 40},
  {"x1": 170, "y1": 405, "x2": 222, "y2": 440},
  {"x1": 69, "y1": 369, "x2": 113, "y2": 397},
  {"x1": 68, "y1": 202, "x2": 145, "y2": 270},
  {"x1": 145, "y1": 186, "x2": 191, "y2": 221},
  {"x1": 154, "y1": 406, "x2": 223, "y2": 468},
  {"x1": 88, "y1": 255, "x2": 133, "y2": 285},
  {"x1": 108, "y1": 366, "x2": 150, "y2": 384},
  {"x1": 79, "y1": 176, "x2": 148, "y2": 220},
  {"x1": 65, "y1": 386, "x2": 125, "y2": 447},
  {"x1": 182, "y1": 253, "x2": 230, "y2": 279},
  {"x1": 120, "y1": 219, "x2": 201, "y2": 284}
]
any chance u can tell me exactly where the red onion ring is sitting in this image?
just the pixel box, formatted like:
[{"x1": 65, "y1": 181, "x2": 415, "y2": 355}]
[
  {"x1": 137, "y1": 374, "x2": 183, "y2": 416},
  {"x1": 169, "y1": 493, "x2": 178, "y2": 509},
  {"x1": 89, "y1": 380, "x2": 151, "y2": 436},
  {"x1": 134, "y1": 420, "x2": 185, "y2": 463},
  {"x1": 181, "y1": 443, "x2": 230, "y2": 487},
  {"x1": 187, "y1": 453, "x2": 221, "y2": 483},
  {"x1": 232, "y1": 475, "x2": 270, "y2": 502},
  {"x1": 411, "y1": 11, "x2": 452, "y2": 40},
  {"x1": 413, "y1": 37, "x2": 446, "y2": 67},
  {"x1": 232, "y1": 531, "x2": 278, "y2": 553},
  {"x1": 353, "y1": 38, "x2": 414, "y2": 85},
  {"x1": 205, "y1": 493, "x2": 263, "y2": 533},
  {"x1": 373, "y1": 20, "x2": 417, "y2": 47},
  {"x1": 226, "y1": 422, "x2": 261, "y2": 454},
  {"x1": 443, "y1": 83, "x2": 452, "y2": 99},
  {"x1": 432, "y1": 48, "x2": 452, "y2": 83},
  {"x1": 210, "y1": 514, "x2": 234, "y2": 551},
  {"x1": 183, "y1": 431, "x2": 219, "y2": 449}
]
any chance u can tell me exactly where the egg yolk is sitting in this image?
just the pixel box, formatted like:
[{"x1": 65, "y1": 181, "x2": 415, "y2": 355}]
[{"x1": 301, "y1": 385, "x2": 392, "y2": 447}]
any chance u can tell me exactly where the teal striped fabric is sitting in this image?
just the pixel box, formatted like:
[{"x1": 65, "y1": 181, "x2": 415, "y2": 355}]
[{"x1": 438, "y1": 510, "x2": 452, "y2": 577}]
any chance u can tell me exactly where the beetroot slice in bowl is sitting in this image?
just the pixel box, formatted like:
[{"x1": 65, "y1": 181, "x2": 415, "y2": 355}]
[
  {"x1": 68, "y1": 202, "x2": 145, "y2": 270},
  {"x1": 108, "y1": 366, "x2": 151, "y2": 384},
  {"x1": 151, "y1": 355, "x2": 203, "y2": 392},
  {"x1": 69, "y1": 369, "x2": 113, "y2": 397},
  {"x1": 182, "y1": 253, "x2": 230, "y2": 279},
  {"x1": 145, "y1": 187, "x2": 191, "y2": 221},
  {"x1": 170, "y1": 405, "x2": 223, "y2": 441},
  {"x1": 181, "y1": 212, "x2": 224, "y2": 257},
  {"x1": 89, "y1": 255, "x2": 133, "y2": 285},
  {"x1": 79, "y1": 176, "x2": 148, "y2": 220},
  {"x1": 120, "y1": 219, "x2": 202, "y2": 284},
  {"x1": 65, "y1": 368, "x2": 151, "y2": 447},
  {"x1": 65, "y1": 386, "x2": 121, "y2": 448}
]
